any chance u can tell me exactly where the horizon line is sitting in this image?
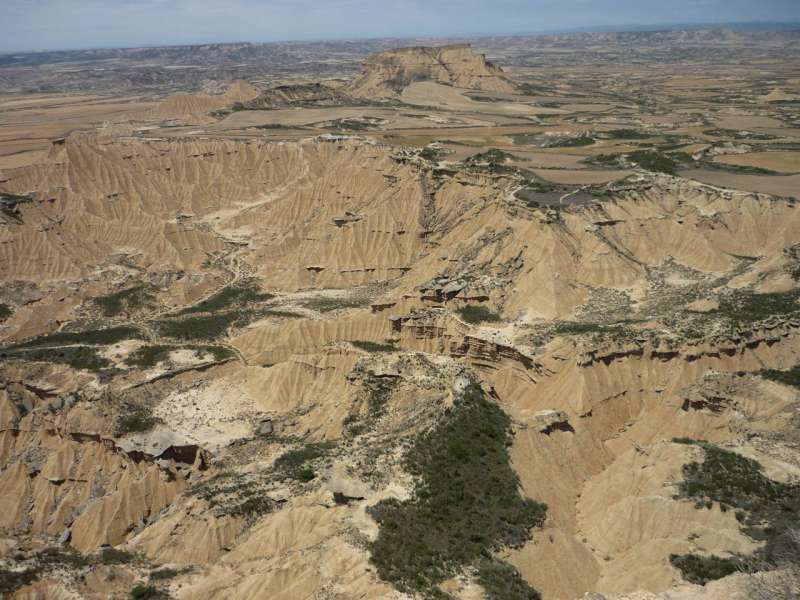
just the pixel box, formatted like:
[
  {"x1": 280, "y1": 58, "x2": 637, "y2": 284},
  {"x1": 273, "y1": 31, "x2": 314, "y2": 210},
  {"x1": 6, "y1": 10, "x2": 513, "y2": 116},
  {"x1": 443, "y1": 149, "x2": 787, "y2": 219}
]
[{"x1": 2, "y1": 19, "x2": 799, "y2": 56}]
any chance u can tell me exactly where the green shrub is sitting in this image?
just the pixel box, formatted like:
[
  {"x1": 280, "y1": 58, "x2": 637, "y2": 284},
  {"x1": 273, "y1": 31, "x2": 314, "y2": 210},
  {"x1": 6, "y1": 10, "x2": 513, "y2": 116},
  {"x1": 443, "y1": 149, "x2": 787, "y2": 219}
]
[
  {"x1": 587, "y1": 154, "x2": 622, "y2": 167},
  {"x1": 8, "y1": 326, "x2": 142, "y2": 349},
  {"x1": 273, "y1": 442, "x2": 335, "y2": 481},
  {"x1": 155, "y1": 312, "x2": 246, "y2": 341},
  {"x1": 714, "y1": 289, "x2": 800, "y2": 327},
  {"x1": 547, "y1": 136, "x2": 595, "y2": 147},
  {"x1": 149, "y1": 567, "x2": 187, "y2": 580},
  {"x1": 418, "y1": 146, "x2": 446, "y2": 162},
  {"x1": 363, "y1": 374, "x2": 398, "y2": 416},
  {"x1": 669, "y1": 553, "x2": 741, "y2": 585},
  {"x1": 1, "y1": 325, "x2": 143, "y2": 371},
  {"x1": 511, "y1": 133, "x2": 543, "y2": 146},
  {"x1": 456, "y1": 306, "x2": 502, "y2": 324},
  {"x1": 37, "y1": 547, "x2": 92, "y2": 568},
  {"x1": 99, "y1": 547, "x2": 136, "y2": 565},
  {"x1": 673, "y1": 439, "x2": 794, "y2": 513},
  {"x1": 296, "y1": 468, "x2": 317, "y2": 482},
  {"x1": 125, "y1": 344, "x2": 233, "y2": 368},
  {"x1": 301, "y1": 297, "x2": 371, "y2": 313},
  {"x1": 476, "y1": 559, "x2": 540, "y2": 600},
  {"x1": 95, "y1": 285, "x2": 155, "y2": 317},
  {"x1": 3, "y1": 346, "x2": 113, "y2": 372},
  {"x1": 368, "y1": 382, "x2": 546, "y2": 596},
  {"x1": 178, "y1": 281, "x2": 272, "y2": 316},
  {"x1": 130, "y1": 584, "x2": 160, "y2": 599},
  {"x1": 125, "y1": 345, "x2": 174, "y2": 368},
  {"x1": 194, "y1": 345, "x2": 235, "y2": 362},
  {"x1": 672, "y1": 439, "x2": 800, "y2": 583},
  {"x1": 627, "y1": 150, "x2": 678, "y2": 174},
  {"x1": 189, "y1": 471, "x2": 277, "y2": 518},
  {"x1": 115, "y1": 404, "x2": 161, "y2": 436},
  {"x1": 0, "y1": 303, "x2": 12, "y2": 321},
  {"x1": 465, "y1": 149, "x2": 520, "y2": 165},
  {"x1": 603, "y1": 129, "x2": 653, "y2": 139},
  {"x1": 758, "y1": 365, "x2": 800, "y2": 389},
  {"x1": 0, "y1": 567, "x2": 39, "y2": 594},
  {"x1": 321, "y1": 117, "x2": 383, "y2": 132},
  {"x1": 351, "y1": 340, "x2": 397, "y2": 353},
  {"x1": 553, "y1": 321, "x2": 632, "y2": 336}
]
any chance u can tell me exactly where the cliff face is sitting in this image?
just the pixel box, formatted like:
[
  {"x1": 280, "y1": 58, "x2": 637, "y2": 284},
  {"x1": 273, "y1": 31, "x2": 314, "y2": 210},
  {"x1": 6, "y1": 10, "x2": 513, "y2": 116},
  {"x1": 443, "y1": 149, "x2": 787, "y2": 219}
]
[{"x1": 348, "y1": 43, "x2": 517, "y2": 97}]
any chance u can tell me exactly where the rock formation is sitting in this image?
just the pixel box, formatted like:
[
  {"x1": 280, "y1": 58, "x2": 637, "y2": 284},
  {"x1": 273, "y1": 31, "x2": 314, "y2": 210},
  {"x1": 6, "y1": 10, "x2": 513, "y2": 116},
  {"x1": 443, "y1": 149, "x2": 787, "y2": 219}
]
[{"x1": 348, "y1": 43, "x2": 517, "y2": 97}]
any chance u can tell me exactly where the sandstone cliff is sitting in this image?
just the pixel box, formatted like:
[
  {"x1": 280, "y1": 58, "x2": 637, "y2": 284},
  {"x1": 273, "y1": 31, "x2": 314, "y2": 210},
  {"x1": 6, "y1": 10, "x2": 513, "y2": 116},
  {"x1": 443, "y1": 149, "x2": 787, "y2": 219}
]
[{"x1": 348, "y1": 43, "x2": 517, "y2": 97}]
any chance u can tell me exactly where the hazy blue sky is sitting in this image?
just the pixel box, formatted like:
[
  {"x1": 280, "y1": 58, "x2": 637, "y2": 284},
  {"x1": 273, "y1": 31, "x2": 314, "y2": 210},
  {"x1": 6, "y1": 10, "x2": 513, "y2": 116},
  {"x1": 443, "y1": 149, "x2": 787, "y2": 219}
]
[{"x1": 2, "y1": 0, "x2": 800, "y2": 53}]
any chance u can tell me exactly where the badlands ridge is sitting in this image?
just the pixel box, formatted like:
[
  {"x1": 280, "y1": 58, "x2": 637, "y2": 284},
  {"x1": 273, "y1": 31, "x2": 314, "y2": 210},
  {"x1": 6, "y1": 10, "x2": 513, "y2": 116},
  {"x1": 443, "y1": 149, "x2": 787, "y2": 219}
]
[{"x1": 0, "y1": 42, "x2": 799, "y2": 600}]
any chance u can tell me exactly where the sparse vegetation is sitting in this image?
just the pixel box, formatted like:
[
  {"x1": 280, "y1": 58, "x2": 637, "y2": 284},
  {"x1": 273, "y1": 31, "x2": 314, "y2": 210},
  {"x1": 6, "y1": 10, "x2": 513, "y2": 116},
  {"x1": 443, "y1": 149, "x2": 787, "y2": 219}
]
[
  {"x1": 627, "y1": 150, "x2": 680, "y2": 174},
  {"x1": 758, "y1": 365, "x2": 800, "y2": 389},
  {"x1": 465, "y1": 148, "x2": 520, "y2": 165},
  {"x1": 124, "y1": 344, "x2": 173, "y2": 368},
  {"x1": 273, "y1": 441, "x2": 336, "y2": 482},
  {"x1": 703, "y1": 128, "x2": 778, "y2": 141},
  {"x1": 510, "y1": 133, "x2": 543, "y2": 146},
  {"x1": 601, "y1": 128, "x2": 653, "y2": 139},
  {"x1": 178, "y1": 281, "x2": 272, "y2": 316},
  {"x1": 189, "y1": 470, "x2": 278, "y2": 518},
  {"x1": 95, "y1": 285, "x2": 156, "y2": 317},
  {"x1": 545, "y1": 135, "x2": 595, "y2": 148},
  {"x1": 300, "y1": 296, "x2": 371, "y2": 313},
  {"x1": 149, "y1": 567, "x2": 188, "y2": 580},
  {"x1": 714, "y1": 289, "x2": 800, "y2": 327},
  {"x1": 130, "y1": 584, "x2": 161, "y2": 599},
  {"x1": 2, "y1": 346, "x2": 113, "y2": 372},
  {"x1": 673, "y1": 438, "x2": 797, "y2": 517},
  {"x1": 552, "y1": 320, "x2": 636, "y2": 340},
  {"x1": 368, "y1": 381, "x2": 547, "y2": 597},
  {"x1": 351, "y1": 340, "x2": 397, "y2": 353},
  {"x1": 7, "y1": 325, "x2": 143, "y2": 349},
  {"x1": 100, "y1": 547, "x2": 137, "y2": 565},
  {"x1": 671, "y1": 439, "x2": 800, "y2": 584},
  {"x1": 124, "y1": 344, "x2": 233, "y2": 368},
  {"x1": 318, "y1": 117, "x2": 385, "y2": 131},
  {"x1": 587, "y1": 153, "x2": 622, "y2": 167},
  {"x1": 195, "y1": 345, "x2": 235, "y2": 362},
  {"x1": 115, "y1": 403, "x2": 162, "y2": 436},
  {"x1": 456, "y1": 305, "x2": 501, "y2": 324},
  {"x1": 0, "y1": 567, "x2": 39, "y2": 595},
  {"x1": 190, "y1": 441, "x2": 335, "y2": 517},
  {"x1": 363, "y1": 373, "x2": 398, "y2": 416},
  {"x1": 418, "y1": 146, "x2": 446, "y2": 162},
  {"x1": 155, "y1": 312, "x2": 248, "y2": 341},
  {"x1": 476, "y1": 558, "x2": 541, "y2": 600},
  {"x1": 669, "y1": 553, "x2": 741, "y2": 585},
  {"x1": 151, "y1": 281, "x2": 287, "y2": 341},
  {"x1": 0, "y1": 547, "x2": 141, "y2": 595}
]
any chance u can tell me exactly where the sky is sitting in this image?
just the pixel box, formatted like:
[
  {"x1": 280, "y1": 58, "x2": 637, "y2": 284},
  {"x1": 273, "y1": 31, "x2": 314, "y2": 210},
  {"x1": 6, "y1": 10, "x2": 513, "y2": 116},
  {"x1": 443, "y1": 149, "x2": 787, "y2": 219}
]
[{"x1": 2, "y1": 0, "x2": 800, "y2": 53}]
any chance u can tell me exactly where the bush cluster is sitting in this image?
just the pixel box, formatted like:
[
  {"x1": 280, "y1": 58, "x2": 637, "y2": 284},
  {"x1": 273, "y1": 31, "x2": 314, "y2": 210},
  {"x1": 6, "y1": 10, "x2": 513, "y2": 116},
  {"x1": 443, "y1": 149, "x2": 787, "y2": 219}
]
[{"x1": 368, "y1": 381, "x2": 546, "y2": 596}]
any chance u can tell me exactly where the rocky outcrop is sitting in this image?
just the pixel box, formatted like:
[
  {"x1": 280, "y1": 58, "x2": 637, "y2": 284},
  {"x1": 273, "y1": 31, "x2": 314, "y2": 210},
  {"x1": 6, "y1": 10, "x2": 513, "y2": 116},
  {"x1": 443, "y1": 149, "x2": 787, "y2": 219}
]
[
  {"x1": 392, "y1": 310, "x2": 539, "y2": 372},
  {"x1": 348, "y1": 44, "x2": 517, "y2": 97},
  {"x1": 577, "y1": 318, "x2": 800, "y2": 369},
  {"x1": 534, "y1": 410, "x2": 575, "y2": 435}
]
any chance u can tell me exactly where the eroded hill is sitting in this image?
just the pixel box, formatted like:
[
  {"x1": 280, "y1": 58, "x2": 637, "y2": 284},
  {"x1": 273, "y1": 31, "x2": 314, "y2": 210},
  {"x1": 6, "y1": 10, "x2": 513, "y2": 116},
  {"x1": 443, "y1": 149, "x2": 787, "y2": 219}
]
[{"x1": 348, "y1": 44, "x2": 517, "y2": 97}]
